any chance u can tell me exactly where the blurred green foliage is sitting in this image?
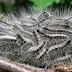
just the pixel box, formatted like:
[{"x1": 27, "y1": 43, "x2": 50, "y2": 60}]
[
  {"x1": 0, "y1": 0, "x2": 72, "y2": 13},
  {"x1": 29, "y1": 0, "x2": 60, "y2": 10}
]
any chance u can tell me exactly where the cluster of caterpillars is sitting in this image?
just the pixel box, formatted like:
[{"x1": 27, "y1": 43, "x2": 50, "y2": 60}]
[{"x1": 0, "y1": 11, "x2": 72, "y2": 69}]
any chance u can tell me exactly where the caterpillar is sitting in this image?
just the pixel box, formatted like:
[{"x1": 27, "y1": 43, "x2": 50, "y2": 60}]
[{"x1": 0, "y1": 7, "x2": 72, "y2": 69}]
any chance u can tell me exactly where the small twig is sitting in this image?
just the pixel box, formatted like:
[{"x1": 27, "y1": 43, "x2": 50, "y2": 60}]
[
  {"x1": 1, "y1": 56, "x2": 72, "y2": 72},
  {"x1": 0, "y1": 56, "x2": 54, "y2": 72}
]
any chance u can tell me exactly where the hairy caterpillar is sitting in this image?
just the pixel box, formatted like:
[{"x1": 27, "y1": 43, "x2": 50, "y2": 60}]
[{"x1": 0, "y1": 7, "x2": 72, "y2": 69}]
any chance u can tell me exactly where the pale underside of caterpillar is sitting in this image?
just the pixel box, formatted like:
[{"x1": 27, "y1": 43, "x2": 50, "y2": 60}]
[{"x1": 0, "y1": 8, "x2": 72, "y2": 69}]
